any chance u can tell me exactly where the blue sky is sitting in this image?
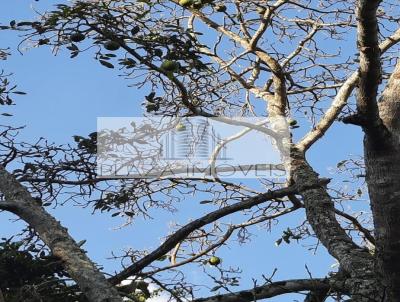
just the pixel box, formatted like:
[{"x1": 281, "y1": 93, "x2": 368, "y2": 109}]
[{"x1": 0, "y1": 1, "x2": 365, "y2": 301}]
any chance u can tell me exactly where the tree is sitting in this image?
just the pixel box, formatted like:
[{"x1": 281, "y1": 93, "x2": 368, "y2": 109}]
[{"x1": 1, "y1": 0, "x2": 400, "y2": 301}]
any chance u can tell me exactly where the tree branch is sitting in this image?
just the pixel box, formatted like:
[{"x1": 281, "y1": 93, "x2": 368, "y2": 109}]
[
  {"x1": 0, "y1": 165, "x2": 123, "y2": 302},
  {"x1": 146, "y1": 206, "x2": 299, "y2": 276},
  {"x1": 291, "y1": 150, "x2": 372, "y2": 276},
  {"x1": 303, "y1": 288, "x2": 329, "y2": 302},
  {"x1": 193, "y1": 278, "x2": 332, "y2": 302},
  {"x1": 109, "y1": 185, "x2": 298, "y2": 284},
  {"x1": 356, "y1": 0, "x2": 386, "y2": 137},
  {"x1": 334, "y1": 208, "x2": 375, "y2": 245},
  {"x1": 298, "y1": 27, "x2": 400, "y2": 151}
]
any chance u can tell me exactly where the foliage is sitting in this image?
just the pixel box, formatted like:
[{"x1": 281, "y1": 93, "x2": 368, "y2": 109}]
[
  {"x1": 0, "y1": 238, "x2": 87, "y2": 302},
  {"x1": 0, "y1": 0, "x2": 400, "y2": 301}
]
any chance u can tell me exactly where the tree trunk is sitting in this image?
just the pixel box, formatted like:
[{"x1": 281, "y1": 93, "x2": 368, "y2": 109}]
[
  {"x1": 291, "y1": 150, "x2": 383, "y2": 301},
  {"x1": 364, "y1": 61, "x2": 400, "y2": 301}
]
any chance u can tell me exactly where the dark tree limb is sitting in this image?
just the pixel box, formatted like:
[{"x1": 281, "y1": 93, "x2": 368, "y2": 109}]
[
  {"x1": 356, "y1": 0, "x2": 388, "y2": 140},
  {"x1": 364, "y1": 60, "x2": 400, "y2": 301},
  {"x1": 334, "y1": 208, "x2": 375, "y2": 245},
  {"x1": 304, "y1": 288, "x2": 329, "y2": 302},
  {"x1": 0, "y1": 165, "x2": 123, "y2": 302},
  {"x1": 341, "y1": 114, "x2": 369, "y2": 127},
  {"x1": 290, "y1": 149, "x2": 381, "y2": 300},
  {"x1": 109, "y1": 185, "x2": 298, "y2": 285},
  {"x1": 356, "y1": 0, "x2": 400, "y2": 300},
  {"x1": 291, "y1": 150, "x2": 371, "y2": 271},
  {"x1": 193, "y1": 278, "x2": 333, "y2": 302}
]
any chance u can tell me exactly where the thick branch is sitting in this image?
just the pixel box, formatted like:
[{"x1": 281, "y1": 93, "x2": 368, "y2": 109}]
[
  {"x1": 298, "y1": 28, "x2": 400, "y2": 151},
  {"x1": 109, "y1": 185, "x2": 298, "y2": 284},
  {"x1": 291, "y1": 150, "x2": 372, "y2": 275},
  {"x1": 178, "y1": 1, "x2": 288, "y2": 118},
  {"x1": 147, "y1": 206, "x2": 299, "y2": 275},
  {"x1": 0, "y1": 165, "x2": 122, "y2": 302},
  {"x1": 297, "y1": 72, "x2": 359, "y2": 151},
  {"x1": 356, "y1": 0, "x2": 385, "y2": 136},
  {"x1": 193, "y1": 278, "x2": 332, "y2": 302},
  {"x1": 249, "y1": 0, "x2": 287, "y2": 50},
  {"x1": 304, "y1": 289, "x2": 329, "y2": 302}
]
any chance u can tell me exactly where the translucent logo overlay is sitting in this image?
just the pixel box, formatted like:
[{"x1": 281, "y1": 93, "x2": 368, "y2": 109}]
[{"x1": 97, "y1": 117, "x2": 290, "y2": 179}]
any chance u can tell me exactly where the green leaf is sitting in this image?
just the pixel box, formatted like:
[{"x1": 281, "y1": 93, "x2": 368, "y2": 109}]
[
  {"x1": 200, "y1": 200, "x2": 213, "y2": 204},
  {"x1": 99, "y1": 60, "x2": 115, "y2": 69},
  {"x1": 67, "y1": 44, "x2": 79, "y2": 51},
  {"x1": 17, "y1": 21, "x2": 33, "y2": 27},
  {"x1": 210, "y1": 285, "x2": 222, "y2": 292},
  {"x1": 131, "y1": 26, "x2": 140, "y2": 36},
  {"x1": 70, "y1": 51, "x2": 79, "y2": 58},
  {"x1": 337, "y1": 160, "x2": 346, "y2": 168}
]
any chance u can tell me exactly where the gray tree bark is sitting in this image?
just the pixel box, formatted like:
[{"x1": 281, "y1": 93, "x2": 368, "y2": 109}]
[
  {"x1": 0, "y1": 166, "x2": 123, "y2": 302},
  {"x1": 353, "y1": 0, "x2": 400, "y2": 300},
  {"x1": 364, "y1": 62, "x2": 400, "y2": 301}
]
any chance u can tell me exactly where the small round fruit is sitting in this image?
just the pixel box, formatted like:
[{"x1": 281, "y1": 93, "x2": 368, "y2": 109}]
[
  {"x1": 104, "y1": 40, "x2": 120, "y2": 51},
  {"x1": 138, "y1": 296, "x2": 146, "y2": 302},
  {"x1": 176, "y1": 123, "x2": 186, "y2": 132},
  {"x1": 131, "y1": 26, "x2": 140, "y2": 36},
  {"x1": 192, "y1": 99, "x2": 201, "y2": 106},
  {"x1": 154, "y1": 49, "x2": 163, "y2": 57},
  {"x1": 288, "y1": 119, "x2": 298, "y2": 126},
  {"x1": 179, "y1": 0, "x2": 193, "y2": 6},
  {"x1": 70, "y1": 32, "x2": 85, "y2": 43},
  {"x1": 215, "y1": 4, "x2": 227, "y2": 12},
  {"x1": 208, "y1": 256, "x2": 221, "y2": 266},
  {"x1": 161, "y1": 60, "x2": 179, "y2": 72},
  {"x1": 192, "y1": 0, "x2": 203, "y2": 9}
]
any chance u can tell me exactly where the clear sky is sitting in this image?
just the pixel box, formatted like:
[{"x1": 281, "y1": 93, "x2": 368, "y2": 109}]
[{"x1": 0, "y1": 1, "x2": 365, "y2": 301}]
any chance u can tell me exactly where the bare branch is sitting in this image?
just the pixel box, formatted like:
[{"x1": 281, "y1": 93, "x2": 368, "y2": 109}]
[
  {"x1": 334, "y1": 208, "x2": 375, "y2": 245},
  {"x1": 298, "y1": 28, "x2": 400, "y2": 151},
  {"x1": 109, "y1": 185, "x2": 298, "y2": 284},
  {"x1": 193, "y1": 278, "x2": 332, "y2": 302}
]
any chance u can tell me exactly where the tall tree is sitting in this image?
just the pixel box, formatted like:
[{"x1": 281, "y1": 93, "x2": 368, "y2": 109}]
[{"x1": 1, "y1": 0, "x2": 400, "y2": 301}]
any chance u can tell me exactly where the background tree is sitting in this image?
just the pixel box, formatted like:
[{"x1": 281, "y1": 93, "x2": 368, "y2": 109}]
[{"x1": 1, "y1": 0, "x2": 400, "y2": 301}]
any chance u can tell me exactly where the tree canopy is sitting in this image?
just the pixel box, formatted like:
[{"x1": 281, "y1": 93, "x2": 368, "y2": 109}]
[{"x1": 1, "y1": 0, "x2": 400, "y2": 301}]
